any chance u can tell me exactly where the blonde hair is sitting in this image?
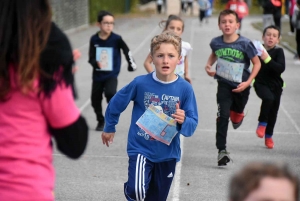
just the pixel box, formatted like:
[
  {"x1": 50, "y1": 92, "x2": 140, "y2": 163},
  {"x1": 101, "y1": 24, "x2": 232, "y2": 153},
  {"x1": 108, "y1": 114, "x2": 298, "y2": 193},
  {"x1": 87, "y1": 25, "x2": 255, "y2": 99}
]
[{"x1": 150, "y1": 31, "x2": 182, "y2": 56}]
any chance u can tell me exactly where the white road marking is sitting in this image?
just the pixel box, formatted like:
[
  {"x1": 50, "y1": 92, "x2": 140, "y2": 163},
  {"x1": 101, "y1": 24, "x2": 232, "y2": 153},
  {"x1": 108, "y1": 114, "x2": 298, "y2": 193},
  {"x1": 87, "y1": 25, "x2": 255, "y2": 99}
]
[
  {"x1": 79, "y1": 99, "x2": 92, "y2": 112},
  {"x1": 280, "y1": 104, "x2": 300, "y2": 134},
  {"x1": 77, "y1": 42, "x2": 89, "y2": 50},
  {"x1": 78, "y1": 25, "x2": 160, "y2": 112},
  {"x1": 172, "y1": 19, "x2": 196, "y2": 201},
  {"x1": 172, "y1": 135, "x2": 183, "y2": 201}
]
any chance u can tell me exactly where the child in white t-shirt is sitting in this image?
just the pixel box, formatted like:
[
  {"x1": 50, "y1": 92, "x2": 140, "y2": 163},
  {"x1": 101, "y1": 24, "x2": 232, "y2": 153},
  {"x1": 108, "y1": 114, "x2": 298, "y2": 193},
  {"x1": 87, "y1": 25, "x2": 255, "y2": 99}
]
[{"x1": 144, "y1": 15, "x2": 193, "y2": 83}]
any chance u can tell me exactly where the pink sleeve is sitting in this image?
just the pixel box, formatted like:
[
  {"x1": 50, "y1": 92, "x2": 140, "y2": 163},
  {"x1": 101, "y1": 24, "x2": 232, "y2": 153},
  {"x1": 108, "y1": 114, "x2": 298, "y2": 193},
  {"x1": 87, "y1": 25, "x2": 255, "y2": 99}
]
[{"x1": 41, "y1": 83, "x2": 80, "y2": 129}]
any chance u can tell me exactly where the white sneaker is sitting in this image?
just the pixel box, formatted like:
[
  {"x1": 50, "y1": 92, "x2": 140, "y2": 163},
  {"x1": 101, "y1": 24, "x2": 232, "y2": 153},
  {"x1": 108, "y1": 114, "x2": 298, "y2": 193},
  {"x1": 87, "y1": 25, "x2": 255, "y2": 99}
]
[
  {"x1": 294, "y1": 60, "x2": 300, "y2": 65},
  {"x1": 288, "y1": 31, "x2": 295, "y2": 36}
]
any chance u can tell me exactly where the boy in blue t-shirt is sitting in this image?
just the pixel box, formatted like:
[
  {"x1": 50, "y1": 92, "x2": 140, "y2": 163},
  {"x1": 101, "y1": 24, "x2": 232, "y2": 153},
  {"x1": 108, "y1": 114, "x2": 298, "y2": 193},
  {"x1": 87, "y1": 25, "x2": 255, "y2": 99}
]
[
  {"x1": 205, "y1": 9, "x2": 261, "y2": 166},
  {"x1": 102, "y1": 31, "x2": 198, "y2": 201}
]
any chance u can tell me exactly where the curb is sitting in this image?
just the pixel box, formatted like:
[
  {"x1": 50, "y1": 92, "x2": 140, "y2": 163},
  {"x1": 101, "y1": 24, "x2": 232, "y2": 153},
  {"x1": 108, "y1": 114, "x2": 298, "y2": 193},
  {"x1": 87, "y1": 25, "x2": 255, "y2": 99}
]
[
  {"x1": 251, "y1": 23, "x2": 297, "y2": 55},
  {"x1": 280, "y1": 41, "x2": 297, "y2": 55}
]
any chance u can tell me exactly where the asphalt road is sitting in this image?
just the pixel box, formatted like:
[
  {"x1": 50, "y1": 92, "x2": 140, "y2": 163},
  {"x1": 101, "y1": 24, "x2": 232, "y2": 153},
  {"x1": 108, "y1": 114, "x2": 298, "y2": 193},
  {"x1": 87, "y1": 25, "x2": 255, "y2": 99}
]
[{"x1": 53, "y1": 15, "x2": 300, "y2": 201}]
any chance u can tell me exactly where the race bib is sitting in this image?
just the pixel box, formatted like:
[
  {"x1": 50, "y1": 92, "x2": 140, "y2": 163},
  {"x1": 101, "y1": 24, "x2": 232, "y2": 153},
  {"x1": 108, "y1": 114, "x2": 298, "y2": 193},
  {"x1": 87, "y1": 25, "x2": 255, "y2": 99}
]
[{"x1": 216, "y1": 58, "x2": 244, "y2": 83}]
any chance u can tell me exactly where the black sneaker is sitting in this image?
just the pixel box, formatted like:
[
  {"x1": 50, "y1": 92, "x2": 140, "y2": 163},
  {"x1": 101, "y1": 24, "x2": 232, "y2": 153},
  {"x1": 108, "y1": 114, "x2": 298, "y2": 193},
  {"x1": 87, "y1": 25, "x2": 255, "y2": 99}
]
[
  {"x1": 218, "y1": 150, "x2": 231, "y2": 166},
  {"x1": 95, "y1": 122, "x2": 104, "y2": 131},
  {"x1": 232, "y1": 118, "x2": 244, "y2": 129}
]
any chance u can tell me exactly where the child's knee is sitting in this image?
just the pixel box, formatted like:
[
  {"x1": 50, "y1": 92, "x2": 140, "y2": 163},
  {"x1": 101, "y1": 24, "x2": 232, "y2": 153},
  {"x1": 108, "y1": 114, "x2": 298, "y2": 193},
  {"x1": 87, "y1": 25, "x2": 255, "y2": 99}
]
[{"x1": 217, "y1": 106, "x2": 230, "y2": 119}]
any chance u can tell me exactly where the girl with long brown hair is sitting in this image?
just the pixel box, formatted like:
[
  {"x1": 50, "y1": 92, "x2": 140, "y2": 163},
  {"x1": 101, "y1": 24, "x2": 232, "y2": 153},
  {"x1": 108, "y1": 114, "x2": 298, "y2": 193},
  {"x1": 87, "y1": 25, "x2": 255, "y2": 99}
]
[{"x1": 0, "y1": 0, "x2": 88, "y2": 200}]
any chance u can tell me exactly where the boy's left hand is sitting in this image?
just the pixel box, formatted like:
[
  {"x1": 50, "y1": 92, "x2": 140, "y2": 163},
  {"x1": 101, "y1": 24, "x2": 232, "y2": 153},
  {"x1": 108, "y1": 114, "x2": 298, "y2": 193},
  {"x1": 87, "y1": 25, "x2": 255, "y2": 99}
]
[
  {"x1": 260, "y1": 49, "x2": 269, "y2": 61},
  {"x1": 232, "y1": 81, "x2": 251, "y2": 93},
  {"x1": 172, "y1": 103, "x2": 186, "y2": 124}
]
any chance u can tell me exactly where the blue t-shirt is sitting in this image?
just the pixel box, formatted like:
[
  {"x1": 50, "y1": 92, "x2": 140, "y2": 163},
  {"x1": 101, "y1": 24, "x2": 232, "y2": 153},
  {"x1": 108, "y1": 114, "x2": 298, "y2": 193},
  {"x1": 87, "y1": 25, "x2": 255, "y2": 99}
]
[
  {"x1": 210, "y1": 35, "x2": 257, "y2": 87},
  {"x1": 104, "y1": 73, "x2": 198, "y2": 162}
]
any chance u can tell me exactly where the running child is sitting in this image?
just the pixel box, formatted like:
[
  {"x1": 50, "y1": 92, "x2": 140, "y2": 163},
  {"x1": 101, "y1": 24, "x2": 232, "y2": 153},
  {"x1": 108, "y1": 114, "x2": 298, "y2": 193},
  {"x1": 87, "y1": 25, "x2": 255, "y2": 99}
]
[
  {"x1": 144, "y1": 15, "x2": 193, "y2": 83},
  {"x1": 88, "y1": 10, "x2": 137, "y2": 131},
  {"x1": 198, "y1": 0, "x2": 211, "y2": 25},
  {"x1": 253, "y1": 25, "x2": 285, "y2": 149},
  {"x1": 102, "y1": 31, "x2": 198, "y2": 201},
  {"x1": 205, "y1": 9, "x2": 261, "y2": 166}
]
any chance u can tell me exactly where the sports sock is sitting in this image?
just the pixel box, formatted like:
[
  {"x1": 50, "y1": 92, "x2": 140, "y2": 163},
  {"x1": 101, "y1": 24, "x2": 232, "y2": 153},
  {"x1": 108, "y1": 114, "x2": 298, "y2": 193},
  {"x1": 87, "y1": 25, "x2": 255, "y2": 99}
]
[
  {"x1": 258, "y1": 122, "x2": 267, "y2": 127},
  {"x1": 265, "y1": 134, "x2": 272, "y2": 138}
]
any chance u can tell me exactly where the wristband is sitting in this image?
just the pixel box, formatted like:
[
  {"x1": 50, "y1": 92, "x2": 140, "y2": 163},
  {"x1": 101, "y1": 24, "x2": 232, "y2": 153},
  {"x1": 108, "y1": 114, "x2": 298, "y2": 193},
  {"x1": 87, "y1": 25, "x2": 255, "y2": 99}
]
[{"x1": 263, "y1": 56, "x2": 271, "y2": 64}]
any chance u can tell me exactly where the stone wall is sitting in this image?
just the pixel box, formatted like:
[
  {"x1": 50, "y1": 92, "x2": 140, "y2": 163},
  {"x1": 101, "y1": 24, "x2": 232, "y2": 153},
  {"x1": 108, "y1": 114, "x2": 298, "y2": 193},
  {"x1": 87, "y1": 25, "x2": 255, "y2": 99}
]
[{"x1": 50, "y1": 0, "x2": 89, "y2": 31}]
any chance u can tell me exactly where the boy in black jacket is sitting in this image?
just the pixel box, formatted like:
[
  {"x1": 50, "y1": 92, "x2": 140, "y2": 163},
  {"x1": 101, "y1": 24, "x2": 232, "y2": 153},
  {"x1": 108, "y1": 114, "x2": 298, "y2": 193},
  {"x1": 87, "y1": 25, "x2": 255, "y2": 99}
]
[
  {"x1": 254, "y1": 25, "x2": 285, "y2": 149},
  {"x1": 88, "y1": 10, "x2": 137, "y2": 131}
]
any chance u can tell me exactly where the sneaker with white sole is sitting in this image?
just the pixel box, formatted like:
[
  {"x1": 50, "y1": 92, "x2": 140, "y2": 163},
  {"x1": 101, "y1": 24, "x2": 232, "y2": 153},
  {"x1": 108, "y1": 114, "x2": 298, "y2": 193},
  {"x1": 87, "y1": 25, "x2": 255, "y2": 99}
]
[{"x1": 218, "y1": 150, "x2": 231, "y2": 166}]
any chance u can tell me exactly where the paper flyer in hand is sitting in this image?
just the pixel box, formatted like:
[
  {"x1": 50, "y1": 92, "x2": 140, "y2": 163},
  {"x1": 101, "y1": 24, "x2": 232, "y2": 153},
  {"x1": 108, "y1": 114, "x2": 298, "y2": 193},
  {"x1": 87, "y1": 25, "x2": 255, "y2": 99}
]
[
  {"x1": 96, "y1": 47, "x2": 113, "y2": 71},
  {"x1": 136, "y1": 104, "x2": 178, "y2": 146},
  {"x1": 252, "y1": 40, "x2": 265, "y2": 56}
]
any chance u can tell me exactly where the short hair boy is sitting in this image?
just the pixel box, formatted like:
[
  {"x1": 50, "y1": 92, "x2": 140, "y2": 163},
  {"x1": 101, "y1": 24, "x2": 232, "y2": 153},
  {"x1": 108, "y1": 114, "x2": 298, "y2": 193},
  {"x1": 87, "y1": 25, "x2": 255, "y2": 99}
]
[
  {"x1": 102, "y1": 31, "x2": 198, "y2": 200},
  {"x1": 205, "y1": 9, "x2": 261, "y2": 166},
  {"x1": 88, "y1": 10, "x2": 137, "y2": 132},
  {"x1": 253, "y1": 25, "x2": 285, "y2": 149}
]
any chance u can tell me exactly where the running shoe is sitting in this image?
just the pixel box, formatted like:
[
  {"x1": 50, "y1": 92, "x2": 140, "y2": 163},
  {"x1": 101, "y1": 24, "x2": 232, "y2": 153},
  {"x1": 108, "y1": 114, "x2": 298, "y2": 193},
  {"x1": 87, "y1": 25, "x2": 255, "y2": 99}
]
[
  {"x1": 230, "y1": 111, "x2": 244, "y2": 129},
  {"x1": 256, "y1": 122, "x2": 267, "y2": 138},
  {"x1": 95, "y1": 122, "x2": 104, "y2": 131},
  {"x1": 265, "y1": 138, "x2": 274, "y2": 149},
  {"x1": 218, "y1": 150, "x2": 231, "y2": 166}
]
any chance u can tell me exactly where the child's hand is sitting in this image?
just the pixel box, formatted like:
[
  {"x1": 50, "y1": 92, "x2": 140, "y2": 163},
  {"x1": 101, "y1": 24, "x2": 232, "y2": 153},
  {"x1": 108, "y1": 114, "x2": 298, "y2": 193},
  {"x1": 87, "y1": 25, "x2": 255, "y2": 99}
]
[
  {"x1": 260, "y1": 50, "x2": 269, "y2": 61},
  {"x1": 73, "y1": 49, "x2": 81, "y2": 61},
  {"x1": 72, "y1": 66, "x2": 79, "y2": 73},
  {"x1": 72, "y1": 49, "x2": 81, "y2": 74},
  {"x1": 128, "y1": 63, "x2": 137, "y2": 72},
  {"x1": 172, "y1": 103, "x2": 186, "y2": 124},
  {"x1": 97, "y1": 61, "x2": 102, "y2": 68},
  {"x1": 184, "y1": 75, "x2": 192, "y2": 84},
  {"x1": 205, "y1": 65, "x2": 216, "y2": 77},
  {"x1": 102, "y1": 132, "x2": 115, "y2": 147},
  {"x1": 232, "y1": 81, "x2": 251, "y2": 93}
]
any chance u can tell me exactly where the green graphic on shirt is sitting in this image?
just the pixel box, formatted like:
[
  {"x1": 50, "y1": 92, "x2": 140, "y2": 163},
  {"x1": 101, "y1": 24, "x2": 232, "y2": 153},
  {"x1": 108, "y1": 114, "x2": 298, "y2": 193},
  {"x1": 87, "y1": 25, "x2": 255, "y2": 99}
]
[{"x1": 215, "y1": 48, "x2": 244, "y2": 61}]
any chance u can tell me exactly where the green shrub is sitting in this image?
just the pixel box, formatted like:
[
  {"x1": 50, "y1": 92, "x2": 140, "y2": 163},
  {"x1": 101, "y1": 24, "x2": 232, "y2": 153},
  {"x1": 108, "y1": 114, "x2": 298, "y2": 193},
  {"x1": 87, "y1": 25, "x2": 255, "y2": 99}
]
[{"x1": 89, "y1": 0, "x2": 139, "y2": 23}]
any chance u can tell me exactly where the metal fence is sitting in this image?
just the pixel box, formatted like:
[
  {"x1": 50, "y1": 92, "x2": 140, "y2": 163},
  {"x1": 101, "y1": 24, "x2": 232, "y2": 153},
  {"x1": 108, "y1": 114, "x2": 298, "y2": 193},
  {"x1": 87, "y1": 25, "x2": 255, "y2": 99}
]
[{"x1": 50, "y1": 0, "x2": 89, "y2": 31}]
